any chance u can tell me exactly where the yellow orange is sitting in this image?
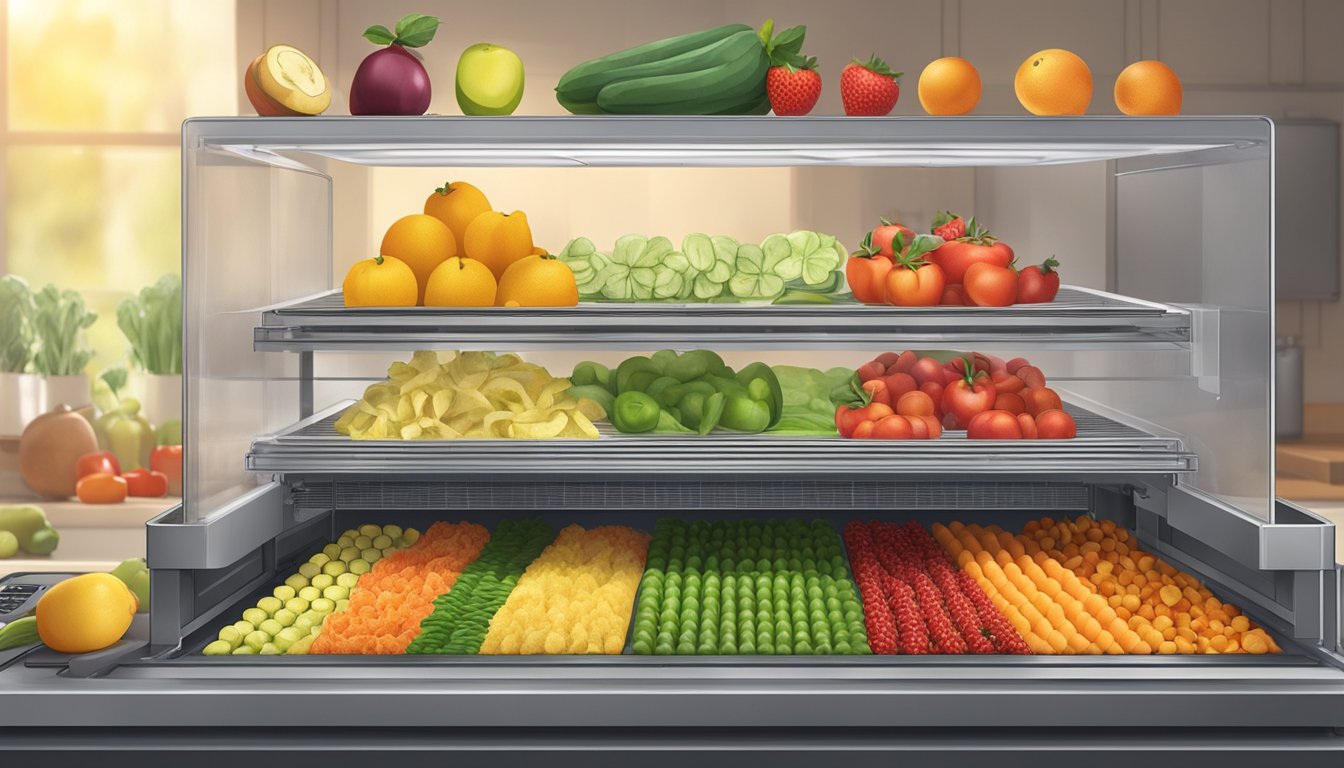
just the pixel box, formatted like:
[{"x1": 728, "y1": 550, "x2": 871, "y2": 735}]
[
  {"x1": 495, "y1": 253, "x2": 579, "y2": 307},
  {"x1": 464, "y1": 210, "x2": 535, "y2": 280},
  {"x1": 36, "y1": 573, "x2": 138, "y2": 653},
  {"x1": 424, "y1": 256, "x2": 498, "y2": 307},
  {"x1": 380, "y1": 214, "x2": 457, "y2": 305},
  {"x1": 917, "y1": 57, "x2": 982, "y2": 115},
  {"x1": 342, "y1": 254, "x2": 418, "y2": 307},
  {"x1": 1014, "y1": 48, "x2": 1092, "y2": 115},
  {"x1": 1114, "y1": 60, "x2": 1182, "y2": 115},
  {"x1": 424, "y1": 181, "x2": 492, "y2": 248}
]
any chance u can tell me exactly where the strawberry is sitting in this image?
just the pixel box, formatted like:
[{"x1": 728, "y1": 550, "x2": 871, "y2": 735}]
[
  {"x1": 759, "y1": 19, "x2": 819, "y2": 116},
  {"x1": 840, "y1": 55, "x2": 902, "y2": 116},
  {"x1": 767, "y1": 59, "x2": 821, "y2": 116},
  {"x1": 931, "y1": 210, "x2": 966, "y2": 241}
]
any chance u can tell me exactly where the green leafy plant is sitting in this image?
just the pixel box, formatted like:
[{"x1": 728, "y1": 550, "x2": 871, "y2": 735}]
[
  {"x1": 0, "y1": 275, "x2": 36, "y2": 373},
  {"x1": 362, "y1": 13, "x2": 440, "y2": 48},
  {"x1": 30, "y1": 284, "x2": 96, "y2": 377},
  {"x1": 118, "y1": 274, "x2": 182, "y2": 375}
]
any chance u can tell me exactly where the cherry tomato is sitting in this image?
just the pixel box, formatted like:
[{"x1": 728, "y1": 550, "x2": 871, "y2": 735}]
[
  {"x1": 1022, "y1": 387, "x2": 1064, "y2": 416},
  {"x1": 907, "y1": 415, "x2": 930, "y2": 439},
  {"x1": 851, "y1": 420, "x2": 876, "y2": 439},
  {"x1": 1017, "y1": 412, "x2": 1039, "y2": 439},
  {"x1": 1017, "y1": 256, "x2": 1061, "y2": 303},
  {"x1": 883, "y1": 372, "x2": 917, "y2": 399},
  {"x1": 874, "y1": 352, "x2": 901, "y2": 369},
  {"x1": 76, "y1": 451, "x2": 121, "y2": 480},
  {"x1": 124, "y1": 469, "x2": 169, "y2": 498},
  {"x1": 846, "y1": 255, "x2": 893, "y2": 304},
  {"x1": 1016, "y1": 365, "x2": 1047, "y2": 389},
  {"x1": 941, "y1": 365, "x2": 997, "y2": 429},
  {"x1": 910, "y1": 357, "x2": 946, "y2": 386},
  {"x1": 940, "y1": 284, "x2": 968, "y2": 305},
  {"x1": 966, "y1": 410, "x2": 1024, "y2": 439},
  {"x1": 857, "y1": 360, "x2": 886, "y2": 383},
  {"x1": 917, "y1": 415, "x2": 943, "y2": 438},
  {"x1": 872, "y1": 414, "x2": 914, "y2": 439},
  {"x1": 1036, "y1": 409, "x2": 1078, "y2": 439},
  {"x1": 995, "y1": 392, "x2": 1027, "y2": 415},
  {"x1": 992, "y1": 372, "x2": 1026, "y2": 394},
  {"x1": 1006, "y1": 357, "x2": 1031, "y2": 374},
  {"x1": 862, "y1": 379, "x2": 891, "y2": 406},
  {"x1": 918, "y1": 381, "x2": 945, "y2": 418},
  {"x1": 891, "y1": 350, "x2": 917, "y2": 373},
  {"x1": 963, "y1": 262, "x2": 1019, "y2": 307},
  {"x1": 895, "y1": 390, "x2": 936, "y2": 418},
  {"x1": 836, "y1": 402, "x2": 894, "y2": 438},
  {"x1": 76, "y1": 472, "x2": 128, "y2": 504}
]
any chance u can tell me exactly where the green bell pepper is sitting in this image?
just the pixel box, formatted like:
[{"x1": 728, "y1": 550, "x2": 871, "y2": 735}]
[{"x1": 610, "y1": 391, "x2": 661, "y2": 434}]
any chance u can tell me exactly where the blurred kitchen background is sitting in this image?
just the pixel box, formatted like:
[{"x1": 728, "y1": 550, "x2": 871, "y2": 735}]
[{"x1": 0, "y1": 0, "x2": 1341, "y2": 575}]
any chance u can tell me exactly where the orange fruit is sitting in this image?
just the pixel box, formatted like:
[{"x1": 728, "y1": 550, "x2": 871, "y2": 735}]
[
  {"x1": 495, "y1": 254, "x2": 578, "y2": 307},
  {"x1": 1014, "y1": 48, "x2": 1092, "y2": 115},
  {"x1": 36, "y1": 573, "x2": 138, "y2": 653},
  {"x1": 917, "y1": 57, "x2": 981, "y2": 115},
  {"x1": 424, "y1": 181, "x2": 492, "y2": 248},
  {"x1": 380, "y1": 214, "x2": 457, "y2": 305},
  {"x1": 463, "y1": 210, "x2": 534, "y2": 280},
  {"x1": 424, "y1": 256, "x2": 498, "y2": 306},
  {"x1": 343, "y1": 254, "x2": 418, "y2": 307},
  {"x1": 1114, "y1": 60, "x2": 1182, "y2": 115}
]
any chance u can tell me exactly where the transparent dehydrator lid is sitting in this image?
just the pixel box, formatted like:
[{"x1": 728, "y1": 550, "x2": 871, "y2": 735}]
[{"x1": 181, "y1": 116, "x2": 1274, "y2": 525}]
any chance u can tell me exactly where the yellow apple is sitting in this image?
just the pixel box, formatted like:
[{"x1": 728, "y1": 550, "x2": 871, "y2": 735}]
[{"x1": 455, "y1": 43, "x2": 524, "y2": 116}]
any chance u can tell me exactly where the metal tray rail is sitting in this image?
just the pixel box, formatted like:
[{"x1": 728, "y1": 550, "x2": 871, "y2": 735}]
[
  {"x1": 246, "y1": 401, "x2": 1196, "y2": 477},
  {"x1": 252, "y1": 286, "x2": 1191, "y2": 351}
]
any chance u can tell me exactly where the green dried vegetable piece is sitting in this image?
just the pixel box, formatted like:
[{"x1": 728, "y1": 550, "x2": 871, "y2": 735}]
[
  {"x1": 797, "y1": 232, "x2": 846, "y2": 286},
  {"x1": 707, "y1": 236, "x2": 738, "y2": 282},
  {"x1": 652, "y1": 267, "x2": 684, "y2": 299},
  {"x1": 761, "y1": 234, "x2": 801, "y2": 281},
  {"x1": 727, "y1": 243, "x2": 786, "y2": 300},
  {"x1": 682, "y1": 234, "x2": 717, "y2": 273},
  {"x1": 693, "y1": 273, "x2": 725, "y2": 299}
]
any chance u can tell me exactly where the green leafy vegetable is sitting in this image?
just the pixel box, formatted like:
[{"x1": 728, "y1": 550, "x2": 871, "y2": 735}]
[
  {"x1": 30, "y1": 284, "x2": 96, "y2": 377},
  {"x1": 117, "y1": 274, "x2": 182, "y2": 375},
  {"x1": 0, "y1": 275, "x2": 35, "y2": 373},
  {"x1": 364, "y1": 14, "x2": 440, "y2": 48},
  {"x1": 767, "y1": 365, "x2": 859, "y2": 436}
]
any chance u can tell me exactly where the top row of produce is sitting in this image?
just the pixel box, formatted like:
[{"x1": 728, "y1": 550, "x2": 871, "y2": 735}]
[{"x1": 251, "y1": 15, "x2": 1182, "y2": 119}]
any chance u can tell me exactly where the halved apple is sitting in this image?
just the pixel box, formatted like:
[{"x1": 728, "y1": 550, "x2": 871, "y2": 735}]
[
  {"x1": 245, "y1": 54, "x2": 303, "y2": 116},
  {"x1": 254, "y1": 44, "x2": 331, "y2": 116}
]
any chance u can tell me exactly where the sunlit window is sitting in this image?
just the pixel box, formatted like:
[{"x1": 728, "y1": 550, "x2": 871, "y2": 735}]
[{"x1": 1, "y1": 0, "x2": 236, "y2": 372}]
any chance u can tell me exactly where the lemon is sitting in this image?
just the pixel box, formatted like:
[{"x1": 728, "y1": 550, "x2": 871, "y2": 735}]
[{"x1": 35, "y1": 573, "x2": 138, "y2": 653}]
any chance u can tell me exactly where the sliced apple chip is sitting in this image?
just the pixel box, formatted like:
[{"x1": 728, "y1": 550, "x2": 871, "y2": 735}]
[{"x1": 253, "y1": 44, "x2": 331, "y2": 116}]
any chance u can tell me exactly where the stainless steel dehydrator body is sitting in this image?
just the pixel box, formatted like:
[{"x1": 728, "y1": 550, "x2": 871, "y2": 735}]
[{"x1": 2, "y1": 116, "x2": 1343, "y2": 761}]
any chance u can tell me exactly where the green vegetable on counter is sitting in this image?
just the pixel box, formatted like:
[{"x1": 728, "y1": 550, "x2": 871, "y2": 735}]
[
  {"x1": 118, "y1": 274, "x2": 183, "y2": 375},
  {"x1": 768, "y1": 365, "x2": 861, "y2": 436},
  {"x1": 0, "y1": 504, "x2": 60, "y2": 556},
  {"x1": 91, "y1": 370, "x2": 155, "y2": 471},
  {"x1": 30, "y1": 284, "x2": 96, "y2": 377},
  {"x1": 0, "y1": 616, "x2": 40, "y2": 652},
  {"x1": 0, "y1": 275, "x2": 36, "y2": 373},
  {"x1": 573, "y1": 350, "x2": 783, "y2": 435},
  {"x1": 558, "y1": 230, "x2": 846, "y2": 304}
]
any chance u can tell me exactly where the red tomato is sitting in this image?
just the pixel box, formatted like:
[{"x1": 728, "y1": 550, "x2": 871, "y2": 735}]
[
  {"x1": 872, "y1": 414, "x2": 914, "y2": 439},
  {"x1": 846, "y1": 255, "x2": 892, "y2": 304},
  {"x1": 151, "y1": 444, "x2": 183, "y2": 496},
  {"x1": 76, "y1": 472, "x2": 128, "y2": 504},
  {"x1": 862, "y1": 379, "x2": 891, "y2": 406},
  {"x1": 851, "y1": 420, "x2": 876, "y2": 439},
  {"x1": 995, "y1": 392, "x2": 1027, "y2": 415},
  {"x1": 1035, "y1": 409, "x2": 1078, "y2": 439},
  {"x1": 836, "y1": 402, "x2": 894, "y2": 437},
  {"x1": 917, "y1": 415, "x2": 943, "y2": 438},
  {"x1": 992, "y1": 372, "x2": 1026, "y2": 394},
  {"x1": 963, "y1": 262, "x2": 1019, "y2": 307},
  {"x1": 875, "y1": 351, "x2": 901, "y2": 368},
  {"x1": 871, "y1": 221, "x2": 916, "y2": 258},
  {"x1": 857, "y1": 360, "x2": 886, "y2": 383},
  {"x1": 890, "y1": 350, "x2": 917, "y2": 373},
  {"x1": 941, "y1": 366, "x2": 997, "y2": 429},
  {"x1": 885, "y1": 259, "x2": 945, "y2": 306},
  {"x1": 1017, "y1": 412, "x2": 1039, "y2": 439},
  {"x1": 910, "y1": 357, "x2": 946, "y2": 386},
  {"x1": 895, "y1": 390, "x2": 935, "y2": 417},
  {"x1": 124, "y1": 468, "x2": 168, "y2": 498},
  {"x1": 928, "y1": 217, "x2": 1015, "y2": 283},
  {"x1": 966, "y1": 410, "x2": 1024, "y2": 439},
  {"x1": 907, "y1": 415, "x2": 930, "y2": 439},
  {"x1": 76, "y1": 451, "x2": 121, "y2": 480},
  {"x1": 883, "y1": 372, "x2": 917, "y2": 399},
  {"x1": 1006, "y1": 357, "x2": 1031, "y2": 374},
  {"x1": 1017, "y1": 256, "x2": 1061, "y2": 303},
  {"x1": 1022, "y1": 387, "x2": 1064, "y2": 416},
  {"x1": 1016, "y1": 365, "x2": 1047, "y2": 389},
  {"x1": 940, "y1": 284, "x2": 968, "y2": 305}
]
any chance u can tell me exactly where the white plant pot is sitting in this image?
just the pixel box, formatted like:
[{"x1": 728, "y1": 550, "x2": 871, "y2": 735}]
[
  {"x1": 0, "y1": 372, "x2": 45, "y2": 437},
  {"x1": 42, "y1": 373, "x2": 90, "y2": 412},
  {"x1": 142, "y1": 373, "x2": 183, "y2": 429}
]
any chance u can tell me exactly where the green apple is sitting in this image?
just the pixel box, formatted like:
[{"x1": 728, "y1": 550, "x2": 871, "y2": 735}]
[
  {"x1": 109, "y1": 557, "x2": 150, "y2": 613},
  {"x1": 455, "y1": 43, "x2": 524, "y2": 116}
]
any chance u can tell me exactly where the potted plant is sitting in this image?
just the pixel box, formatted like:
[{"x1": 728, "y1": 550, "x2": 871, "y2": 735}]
[
  {"x1": 30, "y1": 284, "x2": 96, "y2": 413},
  {"x1": 0, "y1": 275, "x2": 44, "y2": 437},
  {"x1": 117, "y1": 274, "x2": 182, "y2": 430}
]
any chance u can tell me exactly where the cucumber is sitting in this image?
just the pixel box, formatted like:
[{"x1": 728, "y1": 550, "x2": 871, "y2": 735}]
[
  {"x1": 558, "y1": 25, "x2": 755, "y2": 107},
  {"x1": 556, "y1": 24, "x2": 751, "y2": 110},
  {"x1": 595, "y1": 31, "x2": 768, "y2": 114}
]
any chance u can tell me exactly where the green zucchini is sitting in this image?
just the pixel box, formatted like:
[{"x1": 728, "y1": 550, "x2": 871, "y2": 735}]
[{"x1": 595, "y1": 31, "x2": 768, "y2": 114}]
